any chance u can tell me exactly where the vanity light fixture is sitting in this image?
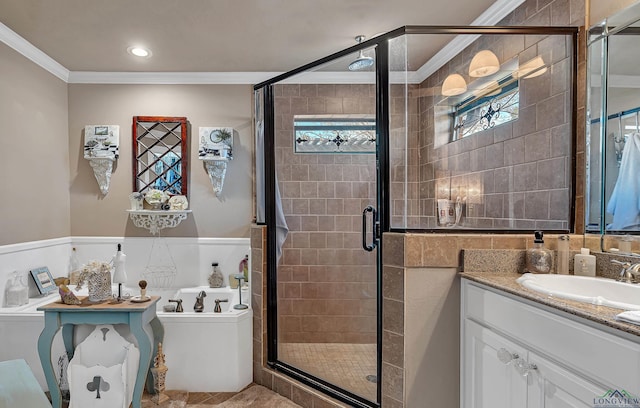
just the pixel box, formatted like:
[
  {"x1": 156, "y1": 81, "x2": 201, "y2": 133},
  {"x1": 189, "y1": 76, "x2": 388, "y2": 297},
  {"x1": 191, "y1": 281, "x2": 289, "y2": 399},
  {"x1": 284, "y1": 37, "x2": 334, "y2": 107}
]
[
  {"x1": 469, "y1": 50, "x2": 500, "y2": 77},
  {"x1": 442, "y1": 73, "x2": 468, "y2": 96},
  {"x1": 127, "y1": 46, "x2": 152, "y2": 58},
  {"x1": 515, "y1": 56, "x2": 547, "y2": 79}
]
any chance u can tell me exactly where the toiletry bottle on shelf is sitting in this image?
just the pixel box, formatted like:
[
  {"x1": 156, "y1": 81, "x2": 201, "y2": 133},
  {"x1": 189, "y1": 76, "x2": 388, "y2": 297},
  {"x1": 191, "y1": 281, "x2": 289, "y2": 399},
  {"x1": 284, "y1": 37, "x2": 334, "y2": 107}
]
[
  {"x1": 556, "y1": 235, "x2": 570, "y2": 275},
  {"x1": 208, "y1": 262, "x2": 224, "y2": 288},
  {"x1": 574, "y1": 248, "x2": 596, "y2": 277},
  {"x1": 68, "y1": 247, "x2": 81, "y2": 285},
  {"x1": 524, "y1": 231, "x2": 553, "y2": 274}
]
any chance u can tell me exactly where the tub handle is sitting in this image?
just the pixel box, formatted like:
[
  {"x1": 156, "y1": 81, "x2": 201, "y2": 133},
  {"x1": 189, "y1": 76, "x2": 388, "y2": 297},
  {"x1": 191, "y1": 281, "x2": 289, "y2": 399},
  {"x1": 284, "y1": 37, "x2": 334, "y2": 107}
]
[
  {"x1": 214, "y1": 298, "x2": 229, "y2": 313},
  {"x1": 169, "y1": 299, "x2": 183, "y2": 313}
]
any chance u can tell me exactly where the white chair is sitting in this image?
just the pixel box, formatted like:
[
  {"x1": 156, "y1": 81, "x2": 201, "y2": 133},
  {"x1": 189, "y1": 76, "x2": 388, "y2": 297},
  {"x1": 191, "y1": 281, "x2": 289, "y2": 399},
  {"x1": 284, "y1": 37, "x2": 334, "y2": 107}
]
[{"x1": 67, "y1": 325, "x2": 139, "y2": 408}]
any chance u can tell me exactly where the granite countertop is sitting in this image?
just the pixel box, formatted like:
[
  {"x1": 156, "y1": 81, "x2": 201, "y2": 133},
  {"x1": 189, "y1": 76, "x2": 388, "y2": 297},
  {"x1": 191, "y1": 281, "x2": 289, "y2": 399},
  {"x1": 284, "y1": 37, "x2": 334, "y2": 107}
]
[{"x1": 461, "y1": 272, "x2": 640, "y2": 338}]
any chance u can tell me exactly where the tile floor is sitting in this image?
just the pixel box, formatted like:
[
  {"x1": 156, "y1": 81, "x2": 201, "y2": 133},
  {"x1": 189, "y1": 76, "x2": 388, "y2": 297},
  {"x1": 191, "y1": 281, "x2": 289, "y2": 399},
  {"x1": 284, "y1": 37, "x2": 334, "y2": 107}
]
[
  {"x1": 279, "y1": 342, "x2": 377, "y2": 401},
  {"x1": 50, "y1": 343, "x2": 377, "y2": 407},
  {"x1": 52, "y1": 384, "x2": 282, "y2": 407},
  {"x1": 140, "y1": 389, "x2": 241, "y2": 407}
]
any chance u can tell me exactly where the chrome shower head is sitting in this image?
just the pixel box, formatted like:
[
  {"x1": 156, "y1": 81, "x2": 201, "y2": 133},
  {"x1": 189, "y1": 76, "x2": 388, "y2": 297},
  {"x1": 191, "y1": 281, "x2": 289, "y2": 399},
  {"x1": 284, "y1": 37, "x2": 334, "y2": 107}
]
[{"x1": 348, "y1": 35, "x2": 374, "y2": 71}]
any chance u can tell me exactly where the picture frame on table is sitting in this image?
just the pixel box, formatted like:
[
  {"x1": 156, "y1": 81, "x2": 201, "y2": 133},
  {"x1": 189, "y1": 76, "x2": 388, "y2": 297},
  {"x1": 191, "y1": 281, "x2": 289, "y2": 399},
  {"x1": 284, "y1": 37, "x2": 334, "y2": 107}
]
[{"x1": 30, "y1": 266, "x2": 57, "y2": 295}]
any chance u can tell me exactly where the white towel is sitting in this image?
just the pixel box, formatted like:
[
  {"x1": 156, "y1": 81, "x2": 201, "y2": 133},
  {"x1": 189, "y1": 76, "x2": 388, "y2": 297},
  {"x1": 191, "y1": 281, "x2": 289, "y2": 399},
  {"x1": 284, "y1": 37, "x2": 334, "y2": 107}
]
[
  {"x1": 607, "y1": 132, "x2": 640, "y2": 230},
  {"x1": 615, "y1": 310, "x2": 640, "y2": 325}
]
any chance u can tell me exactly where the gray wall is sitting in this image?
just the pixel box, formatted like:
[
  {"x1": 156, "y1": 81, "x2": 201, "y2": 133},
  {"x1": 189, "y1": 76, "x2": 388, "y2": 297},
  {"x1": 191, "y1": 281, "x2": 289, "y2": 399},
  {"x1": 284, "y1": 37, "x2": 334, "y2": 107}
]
[
  {"x1": 68, "y1": 84, "x2": 254, "y2": 238},
  {"x1": 0, "y1": 43, "x2": 70, "y2": 245}
]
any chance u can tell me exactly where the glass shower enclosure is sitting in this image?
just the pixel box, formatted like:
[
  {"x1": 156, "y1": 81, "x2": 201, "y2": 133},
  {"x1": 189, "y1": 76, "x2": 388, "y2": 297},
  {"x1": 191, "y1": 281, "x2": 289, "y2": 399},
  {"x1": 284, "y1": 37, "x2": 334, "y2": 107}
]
[{"x1": 254, "y1": 26, "x2": 577, "y2": 408}]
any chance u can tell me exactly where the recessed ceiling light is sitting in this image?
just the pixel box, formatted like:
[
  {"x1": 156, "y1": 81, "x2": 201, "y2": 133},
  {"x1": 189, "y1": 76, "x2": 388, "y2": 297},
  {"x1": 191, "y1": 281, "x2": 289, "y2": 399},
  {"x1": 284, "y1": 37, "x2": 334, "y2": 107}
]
[{"x1": 127, "y1": 46, "x2": 151, "y2": 58}]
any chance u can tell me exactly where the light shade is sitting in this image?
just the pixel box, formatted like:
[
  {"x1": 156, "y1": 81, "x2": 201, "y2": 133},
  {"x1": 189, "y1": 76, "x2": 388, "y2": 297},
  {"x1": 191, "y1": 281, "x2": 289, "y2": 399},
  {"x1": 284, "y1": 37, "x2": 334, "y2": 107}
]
[
  {"x1": 442, "y1": 74, "x2": 467, "y2": 96},
  {"x1": 469, "y1": 50, "x2": 500, "y2": 78},
  {"x1": 515, "y1": 56, "x2": 547, "y2": 79}
]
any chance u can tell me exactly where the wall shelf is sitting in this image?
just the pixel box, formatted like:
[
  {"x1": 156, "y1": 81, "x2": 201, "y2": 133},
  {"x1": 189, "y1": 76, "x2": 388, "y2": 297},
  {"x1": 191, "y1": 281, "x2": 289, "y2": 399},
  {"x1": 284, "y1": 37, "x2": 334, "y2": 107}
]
[{"x1": 126, "y1": 210, "x2": 192, "y2": 235}]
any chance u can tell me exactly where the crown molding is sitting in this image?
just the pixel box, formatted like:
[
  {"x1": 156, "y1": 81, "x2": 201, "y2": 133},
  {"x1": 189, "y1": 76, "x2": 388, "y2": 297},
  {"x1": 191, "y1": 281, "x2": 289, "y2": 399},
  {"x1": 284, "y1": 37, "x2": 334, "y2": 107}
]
[
  {"x1": 66, "y1": 70, "x2": 422, "y2": 85},
  {"x1": 68, "y1": 71, "x2": 281, "y2": 85},
  {"x1": 0, "y1": 22, "x2": 69, "y2": 82},
  {"x1": 414, "y1": 0, "x2": 526, "y2": 83}
]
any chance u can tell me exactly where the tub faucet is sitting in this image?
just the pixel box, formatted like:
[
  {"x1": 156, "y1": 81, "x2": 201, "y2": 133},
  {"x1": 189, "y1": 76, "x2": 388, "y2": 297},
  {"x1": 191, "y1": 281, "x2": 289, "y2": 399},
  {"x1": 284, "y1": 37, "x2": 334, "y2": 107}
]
[
  {"x1": 214, "y1": 298, "x2": 228, "y2": 313},
  {"x1": 611, "y1": 260, "x2": 640, "y2": 283},
  {"x1": 169, "y1": 299, "x2": 183, "y2": 312},
  {"x1": 194, "y1": 290, "x2": 207, "y2": 312}
]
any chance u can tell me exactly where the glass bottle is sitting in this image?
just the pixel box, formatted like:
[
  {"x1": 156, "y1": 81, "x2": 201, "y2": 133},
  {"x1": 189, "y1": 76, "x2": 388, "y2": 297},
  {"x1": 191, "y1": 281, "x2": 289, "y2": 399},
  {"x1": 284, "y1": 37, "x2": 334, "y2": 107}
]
[
  {"x1": 68, "y1": 247, "x2": 81, "y2": 285},
  {"x1": 524, "y1": 231, "x2": 553, "y2": 274},
  {"x1": 5, "y1": 271, "x2": 28, "y2": 307},
  {"x1": 208, "y1": 262, "x2": 224, "y2": 288}
]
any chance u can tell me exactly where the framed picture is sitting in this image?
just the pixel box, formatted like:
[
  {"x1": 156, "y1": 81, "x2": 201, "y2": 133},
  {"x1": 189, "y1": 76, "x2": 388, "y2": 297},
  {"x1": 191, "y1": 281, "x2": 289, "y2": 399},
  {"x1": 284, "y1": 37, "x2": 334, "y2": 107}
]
[{"x1": 30, "y1": 266, "x2": 56, "y2": 295}]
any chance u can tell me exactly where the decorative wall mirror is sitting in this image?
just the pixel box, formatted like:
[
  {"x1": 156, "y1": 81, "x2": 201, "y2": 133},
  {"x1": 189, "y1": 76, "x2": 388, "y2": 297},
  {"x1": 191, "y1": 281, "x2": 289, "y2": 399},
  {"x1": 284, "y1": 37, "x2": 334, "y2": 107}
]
[
  {"x1": 132, "y1": 116, "x2": 188, "y2": 196},
  {"x1": 586, "y1": 3, "x2": 640, "y2": 249}
]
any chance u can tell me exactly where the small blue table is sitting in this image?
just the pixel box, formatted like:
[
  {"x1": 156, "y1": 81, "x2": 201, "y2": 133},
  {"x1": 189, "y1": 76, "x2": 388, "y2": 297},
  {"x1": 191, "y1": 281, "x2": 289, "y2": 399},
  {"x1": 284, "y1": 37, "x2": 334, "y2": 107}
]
[{"x1": 37, "y1": 296, "x2": 163, "y2": 408}]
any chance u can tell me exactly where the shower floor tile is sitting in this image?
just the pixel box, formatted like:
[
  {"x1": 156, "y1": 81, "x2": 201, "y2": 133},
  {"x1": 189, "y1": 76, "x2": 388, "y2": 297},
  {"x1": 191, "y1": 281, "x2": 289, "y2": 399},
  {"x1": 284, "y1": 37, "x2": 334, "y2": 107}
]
[{"x1": 279, "y1": 342, "x2": 377, "y2": 402}]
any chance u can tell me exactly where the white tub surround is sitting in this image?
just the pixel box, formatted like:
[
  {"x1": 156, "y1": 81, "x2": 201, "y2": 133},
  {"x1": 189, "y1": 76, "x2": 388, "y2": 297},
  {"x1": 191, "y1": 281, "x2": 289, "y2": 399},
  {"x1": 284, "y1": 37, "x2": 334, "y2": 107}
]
[{"x1": 0, "y1": 237, "x2": 252, "y2": 392}]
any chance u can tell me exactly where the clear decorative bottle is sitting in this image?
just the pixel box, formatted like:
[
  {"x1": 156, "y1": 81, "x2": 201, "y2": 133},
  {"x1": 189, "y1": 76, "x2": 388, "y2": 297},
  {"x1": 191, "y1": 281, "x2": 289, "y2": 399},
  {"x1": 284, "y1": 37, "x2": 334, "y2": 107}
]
[
  {"x1": 524, "y1": 231, "x2": 553, "y2": 274},
  {"x1": 4, "y1": 271, "x2": 28, "y2": 307},
  {"x1": 68, "y1": 247, "x2": 81, "y2": 285},
  {"x1": 208, "y1": 262, "x2": 224, "y2": 288}
]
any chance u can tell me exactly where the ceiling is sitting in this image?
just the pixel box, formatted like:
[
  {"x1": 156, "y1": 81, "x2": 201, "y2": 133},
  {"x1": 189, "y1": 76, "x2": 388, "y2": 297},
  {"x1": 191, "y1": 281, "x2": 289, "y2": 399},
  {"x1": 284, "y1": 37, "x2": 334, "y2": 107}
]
[{"x1": 0, "y1": 0, "x2": 513, "y2": 77}]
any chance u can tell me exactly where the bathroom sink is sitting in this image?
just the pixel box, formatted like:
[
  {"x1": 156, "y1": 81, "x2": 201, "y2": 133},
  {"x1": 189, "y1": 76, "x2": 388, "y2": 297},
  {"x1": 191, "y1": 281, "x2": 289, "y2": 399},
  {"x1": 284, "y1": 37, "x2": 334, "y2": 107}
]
[{"x1": 516, "y1": 273, "x2": 640, "y2": 310}]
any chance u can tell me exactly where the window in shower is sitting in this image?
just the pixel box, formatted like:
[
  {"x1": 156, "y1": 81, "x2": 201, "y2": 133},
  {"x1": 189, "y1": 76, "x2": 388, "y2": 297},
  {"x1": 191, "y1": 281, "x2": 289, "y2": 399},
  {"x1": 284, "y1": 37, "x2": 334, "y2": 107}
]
[
  {"x1": 453, "y1": 80, "x2": 519, "y2": 140},
  {"x1": 293, "y1": 114, "x2": 376, "y2": 153}
]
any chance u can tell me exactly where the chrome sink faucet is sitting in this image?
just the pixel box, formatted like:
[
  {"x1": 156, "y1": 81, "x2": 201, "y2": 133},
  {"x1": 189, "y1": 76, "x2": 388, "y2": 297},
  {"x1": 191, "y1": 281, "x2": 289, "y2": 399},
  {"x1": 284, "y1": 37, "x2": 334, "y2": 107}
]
[{"x1": 611, "y1": 259, "x2": 640, "y2": 283}]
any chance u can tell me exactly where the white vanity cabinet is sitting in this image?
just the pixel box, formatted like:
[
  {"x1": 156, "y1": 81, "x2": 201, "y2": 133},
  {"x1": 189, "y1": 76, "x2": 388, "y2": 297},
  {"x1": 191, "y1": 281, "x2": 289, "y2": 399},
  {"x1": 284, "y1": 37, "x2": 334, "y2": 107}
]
[
  {"x1": 461, "y1": 279, "x2": 640, "y2": 408},
  {"x1": 463, "y1": 319, "x2": 528, "y2": 407}
]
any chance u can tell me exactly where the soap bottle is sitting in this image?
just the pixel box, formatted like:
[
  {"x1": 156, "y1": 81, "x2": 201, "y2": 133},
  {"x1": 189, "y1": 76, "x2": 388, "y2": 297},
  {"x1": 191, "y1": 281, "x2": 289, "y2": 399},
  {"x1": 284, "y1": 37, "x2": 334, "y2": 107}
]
[
  {"x1": 524, "y1": 231, "x2": 553, "y2": 274},
  {"x1": 208, "y1": 262, "x2": 224, "y2": 288},
  {"x1": 574, "y1": 248, "x2": 596, "y2": 277}
]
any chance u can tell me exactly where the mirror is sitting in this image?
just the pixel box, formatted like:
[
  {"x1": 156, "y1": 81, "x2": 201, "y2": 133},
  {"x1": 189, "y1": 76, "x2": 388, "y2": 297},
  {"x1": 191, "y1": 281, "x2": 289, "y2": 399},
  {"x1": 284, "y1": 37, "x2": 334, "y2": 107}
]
[
  {"x1": 587, "y1": 3, "x2": 640, "y2": 242},
  {"x1": 132, "y1": 116, "x2": 188, "y2": 196}
]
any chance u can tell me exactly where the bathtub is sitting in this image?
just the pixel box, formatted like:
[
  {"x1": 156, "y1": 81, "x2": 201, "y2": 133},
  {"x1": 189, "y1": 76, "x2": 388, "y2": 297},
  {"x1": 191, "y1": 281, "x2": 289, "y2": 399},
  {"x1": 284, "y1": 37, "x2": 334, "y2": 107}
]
[
  {"x1": 0, "y1": 285, "x2": 252, "y2": 393},
  {"x1": 155, "y1": 286, "x2": 252, "y2": 392}
]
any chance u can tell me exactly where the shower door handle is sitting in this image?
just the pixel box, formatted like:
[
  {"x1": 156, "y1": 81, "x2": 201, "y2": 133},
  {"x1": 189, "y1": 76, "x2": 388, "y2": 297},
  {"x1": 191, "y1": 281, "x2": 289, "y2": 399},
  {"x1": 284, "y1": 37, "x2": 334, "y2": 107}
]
[{"x1": 362, "y1": 205, "x2": 378, "y2": 252}]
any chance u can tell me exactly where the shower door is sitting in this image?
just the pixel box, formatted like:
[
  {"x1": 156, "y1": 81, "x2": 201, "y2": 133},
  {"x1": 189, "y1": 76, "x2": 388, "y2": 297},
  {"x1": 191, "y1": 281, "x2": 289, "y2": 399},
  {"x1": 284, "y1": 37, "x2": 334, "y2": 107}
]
[{"x1": 262, "y1": 40, "x2": 385, "y2": 408}]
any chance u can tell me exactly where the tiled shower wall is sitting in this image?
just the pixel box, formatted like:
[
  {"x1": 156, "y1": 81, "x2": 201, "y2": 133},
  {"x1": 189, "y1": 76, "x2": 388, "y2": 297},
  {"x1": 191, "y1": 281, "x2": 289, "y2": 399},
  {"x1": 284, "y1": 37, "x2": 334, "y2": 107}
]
[
  {"x1": 273, "y1": 83, "x2": 378, "y2": 344},
  {"x1": 417, "y1": 34, "x2": 573, "y2": 230},
  {"x1": 387, "y1": 0, "x2": 586, "y2": 231}
]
